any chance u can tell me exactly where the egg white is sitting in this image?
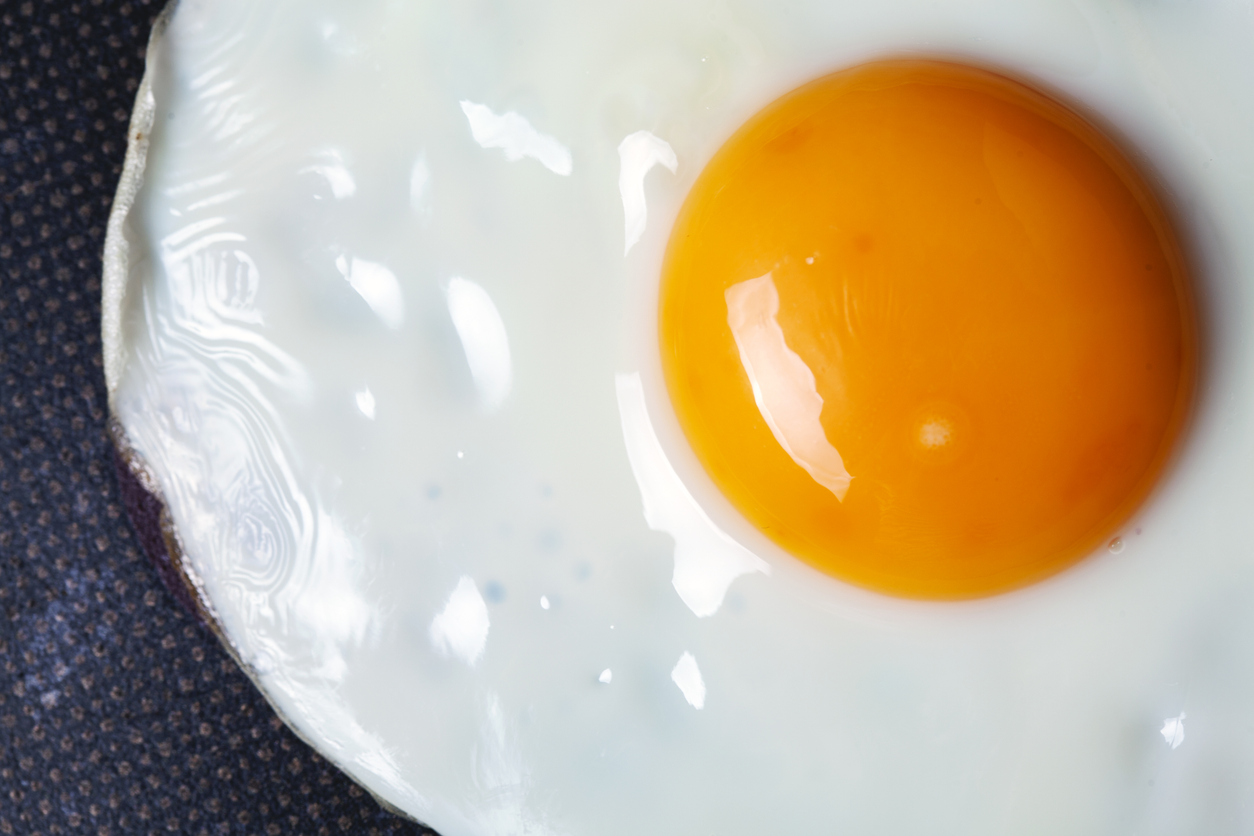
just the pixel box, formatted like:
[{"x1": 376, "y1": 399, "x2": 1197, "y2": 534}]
[{"x1": 105, "y1": 0, "x2": 1254, "y2": 834}]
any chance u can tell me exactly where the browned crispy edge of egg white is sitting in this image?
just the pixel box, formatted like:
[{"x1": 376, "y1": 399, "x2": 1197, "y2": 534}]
[{"x1": 100, "y1": 3, "x2": 424, "y2": 825}]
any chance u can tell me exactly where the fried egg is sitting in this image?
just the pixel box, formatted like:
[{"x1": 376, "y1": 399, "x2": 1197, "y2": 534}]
[{"x1": 103, "y1": 1, "x2": 1254, "y2": 835}]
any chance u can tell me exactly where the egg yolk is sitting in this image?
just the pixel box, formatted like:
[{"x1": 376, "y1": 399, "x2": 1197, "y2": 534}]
[{"x1": 658, "y1": 60, "x2": 1196, "y2": 599}]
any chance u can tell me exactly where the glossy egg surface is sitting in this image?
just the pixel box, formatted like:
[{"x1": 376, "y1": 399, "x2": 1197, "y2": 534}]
[
  {"x1": 104, "y1": 1, "x2": 1254, "y2": 835},
  {"x1": 660, "y1": 59, "x2": 1195, "y2": 599}
]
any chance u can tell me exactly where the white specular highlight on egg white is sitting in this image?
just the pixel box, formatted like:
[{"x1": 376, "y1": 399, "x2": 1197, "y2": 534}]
[
  {"x1": 300, "y1": 151, "x2": 357, "y2": 199},
  {"x1": 460, "y1": 100, "x2": 572, "y2": 176},
  {"x1": 615, "y1": 372, "x2": 769, "y2": 617},
  {"x1": 469, "y1": 694, "x2": 536, "y2": 836},
  {"x1": 618, "y1": 130, "x2": 677, "y2": 255},
  {"x1": 409, "y1": 154, "x2": 431, "y2": 216},
  {"x1": 671, "y1": 652, "x2": 706, "y2": 709},
  {"x1": 1162, "y1": 713, "x2": 1187, "y2": 749},
  {"x1": 159, "y1": 216, "x2": 244, "y2": 264},
  {"x1": 429, "y1": 576, "x2": 490, "y2": 667},
  {"x1": 726, "y1": 273, "x2": 853, "y2": 501},
  {"x1": 174, "y1": 247, "x2": 262, "y2": 325},
  {"x1": 355, "y1": 387, "x2": 376, "y2": 419},
  {"x1": 185, "y1": 187, "x2": 244, "y2": 213},
  {"x1": 336, "y1": 255, "x2": 405, "y2": 330},
  {"x1": 446, "y1": 277, "x2": 512, "y2": 412}
]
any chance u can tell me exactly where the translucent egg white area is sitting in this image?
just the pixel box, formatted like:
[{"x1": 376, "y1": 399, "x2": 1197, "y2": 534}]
[{"x1": 103, "y1": 0, "x2": 1254, "y2": 834}]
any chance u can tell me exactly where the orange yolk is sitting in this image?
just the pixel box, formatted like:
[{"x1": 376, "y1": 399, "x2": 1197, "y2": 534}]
[{"x1": 658, "y1": 60, "x2": 1196, "y2": 599}]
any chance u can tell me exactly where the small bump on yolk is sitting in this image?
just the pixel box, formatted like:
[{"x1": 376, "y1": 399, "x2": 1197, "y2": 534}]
[
  {"x1": 659, "y1": 60, "x2": 1196, "y2": 599},
  {"x1": 918, "y1": 419, "x2": 951, "y2": 451}
]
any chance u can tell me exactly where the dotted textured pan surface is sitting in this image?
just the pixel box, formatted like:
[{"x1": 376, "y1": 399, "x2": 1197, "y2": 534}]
[{"x1": 0, "y1": 2, "x2": 436, "y2": 834}]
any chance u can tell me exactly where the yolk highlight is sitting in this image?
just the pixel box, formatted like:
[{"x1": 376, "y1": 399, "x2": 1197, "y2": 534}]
[{"x1": 659, "y1": 60, "x2": 1196, "y2": 599}]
